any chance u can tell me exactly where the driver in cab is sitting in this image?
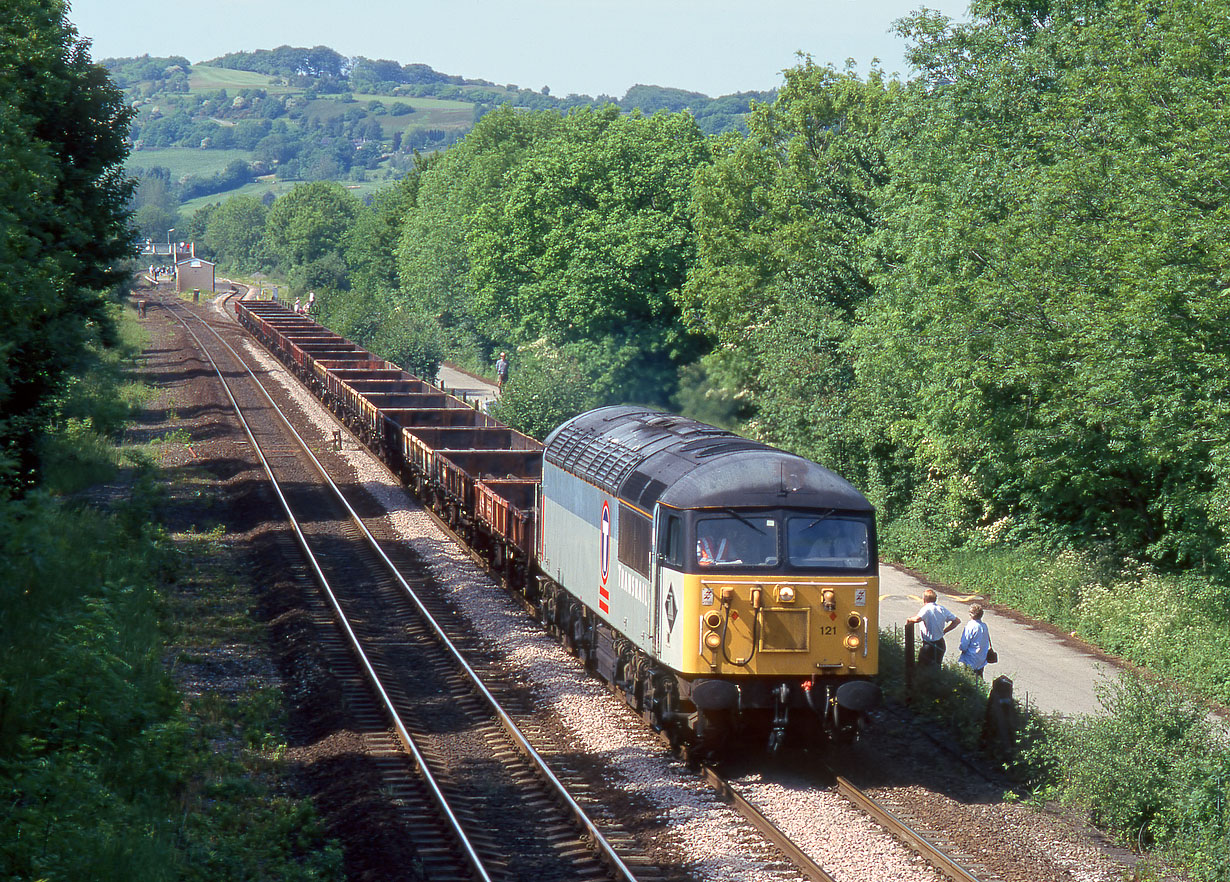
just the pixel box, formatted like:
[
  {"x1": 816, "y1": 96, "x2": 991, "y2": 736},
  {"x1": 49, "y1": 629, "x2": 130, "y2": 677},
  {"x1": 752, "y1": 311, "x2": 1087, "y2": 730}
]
[{"x1": 697, "y1": 533, "x2": 740, "y2": 566}]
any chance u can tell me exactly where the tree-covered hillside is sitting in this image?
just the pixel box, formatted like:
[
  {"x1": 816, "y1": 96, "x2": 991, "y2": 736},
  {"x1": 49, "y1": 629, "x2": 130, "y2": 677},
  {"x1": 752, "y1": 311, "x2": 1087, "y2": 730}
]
[{"x1": 104, "y1": 46, "x2": 774, "y2": 239}]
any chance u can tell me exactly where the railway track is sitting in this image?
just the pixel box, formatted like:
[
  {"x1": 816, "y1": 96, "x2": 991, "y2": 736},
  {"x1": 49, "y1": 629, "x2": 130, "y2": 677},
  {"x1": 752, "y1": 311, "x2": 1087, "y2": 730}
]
[
  {"x1": 159, "y1": 293, "x2": 646, "y2": 882},
  {"x1": 695, "y1": 762, "x2": 989, "y2": 882},
  {"x1": 833, "y1": 779, "x2": 982, "y2": 882},
  {"x1": 161, "y1": 290, "x2": 999, "y2": 882}
]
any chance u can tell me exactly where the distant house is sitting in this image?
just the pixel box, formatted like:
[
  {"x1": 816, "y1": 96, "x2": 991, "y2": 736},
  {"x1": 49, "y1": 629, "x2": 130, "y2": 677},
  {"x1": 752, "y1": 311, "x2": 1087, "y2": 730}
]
[{"x1": 175, "y1": 257, "x2": 215, "y2": 294}]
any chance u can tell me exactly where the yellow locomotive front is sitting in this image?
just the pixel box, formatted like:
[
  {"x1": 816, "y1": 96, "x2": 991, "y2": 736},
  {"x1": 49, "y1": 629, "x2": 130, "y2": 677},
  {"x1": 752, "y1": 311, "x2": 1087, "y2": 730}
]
[{"x1": 652, "y1": 504, "x2": 879, "y2": 750}]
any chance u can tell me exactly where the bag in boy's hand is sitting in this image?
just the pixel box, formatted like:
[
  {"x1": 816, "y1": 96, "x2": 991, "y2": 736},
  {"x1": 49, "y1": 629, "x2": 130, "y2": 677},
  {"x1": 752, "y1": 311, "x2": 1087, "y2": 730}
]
[{"x1": 986, "y1": 648, "x2": 998, "y2": 664}]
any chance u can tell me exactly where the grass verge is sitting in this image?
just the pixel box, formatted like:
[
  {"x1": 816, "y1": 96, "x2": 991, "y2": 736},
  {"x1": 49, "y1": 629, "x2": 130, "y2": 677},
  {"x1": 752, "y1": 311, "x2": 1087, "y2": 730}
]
[{"x1": 0, "y1": 301, "x2": 342, "y2": 880}]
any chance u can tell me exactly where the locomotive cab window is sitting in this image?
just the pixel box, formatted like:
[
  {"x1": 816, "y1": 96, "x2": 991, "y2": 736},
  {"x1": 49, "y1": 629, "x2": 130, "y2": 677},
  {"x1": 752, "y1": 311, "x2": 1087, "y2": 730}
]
[
  {"x1": 787, "y1": 515, "x2": 871, "y2": 570},
  {"x1": 696, "y1": 513, "x2": 778, "y2": 568},
  {"x1": 657, "y1": 514, "x2": 684, "y2": 568}
]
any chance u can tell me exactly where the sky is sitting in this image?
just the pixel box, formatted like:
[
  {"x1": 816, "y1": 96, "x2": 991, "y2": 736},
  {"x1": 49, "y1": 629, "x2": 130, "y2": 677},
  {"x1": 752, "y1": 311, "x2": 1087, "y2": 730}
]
[{"x1": 69, "y1": 0, "x2": 969, "y2": 99}]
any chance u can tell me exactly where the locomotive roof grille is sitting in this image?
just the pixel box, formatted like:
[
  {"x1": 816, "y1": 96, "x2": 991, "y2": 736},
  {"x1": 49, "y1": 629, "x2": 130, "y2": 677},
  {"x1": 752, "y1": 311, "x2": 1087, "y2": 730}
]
[
  {"x1": 545, "y1": 406, "x2": 874, "y2": 514},
  {"x1": 545, "y1": 422, "x2": 642, "y2": 494},
  {"x1": 620, "y1": 469, "x2": 670, "y2": 511},
  {"x1": 678, "y1": 439, "x2": 764, "y2": 458}
]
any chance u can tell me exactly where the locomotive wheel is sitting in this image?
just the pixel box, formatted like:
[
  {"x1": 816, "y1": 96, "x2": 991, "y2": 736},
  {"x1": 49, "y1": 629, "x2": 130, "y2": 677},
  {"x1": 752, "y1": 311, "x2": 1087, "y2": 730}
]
[
  {"x1": 518, "y1": 567, "x2": 537, "y2": 602},
  {"x1": 695, "y1": 708, "x2": 733, "y2": 759},
  {"x1": 644, "y1": 671, "x2": 682, "y2": 748},
  {"x1": 559, "y1": 602, "x2": 579, "y2": 653},
  {"x1": 568, "y1": 612, "x2": 589, "y2": 663},
  {"x1": 578, "y1": 621, "x2": 596, "y2": 670}
]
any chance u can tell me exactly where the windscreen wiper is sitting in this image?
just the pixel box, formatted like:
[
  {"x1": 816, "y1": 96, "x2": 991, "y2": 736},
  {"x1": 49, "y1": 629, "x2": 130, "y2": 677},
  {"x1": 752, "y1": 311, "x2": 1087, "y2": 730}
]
[{"x1": 720, "y1": 507, "x2": 767, "y2": 533}]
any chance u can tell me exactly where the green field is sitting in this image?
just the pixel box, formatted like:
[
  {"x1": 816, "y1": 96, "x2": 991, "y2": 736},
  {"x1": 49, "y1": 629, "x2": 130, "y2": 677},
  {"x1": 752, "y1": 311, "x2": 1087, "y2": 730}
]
[
  {"x1": 177, "y1": 177, "x2": 395, "y2": 213},
  {"x1": 188, "y1": 65, "x2": 296, "y2": 94},
  {"x1": 348, "y1": 91, "x2": 475, "y2": 111},
  {"x1": 127, "y1": 147, "x2": 252, "y2": 178}
]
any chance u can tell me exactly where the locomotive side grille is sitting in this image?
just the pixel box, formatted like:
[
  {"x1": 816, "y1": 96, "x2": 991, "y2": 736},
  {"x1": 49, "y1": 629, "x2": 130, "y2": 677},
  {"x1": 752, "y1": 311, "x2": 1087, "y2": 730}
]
[{"x1": 758, "y1": 609, "x2": 810, "y2": 652}]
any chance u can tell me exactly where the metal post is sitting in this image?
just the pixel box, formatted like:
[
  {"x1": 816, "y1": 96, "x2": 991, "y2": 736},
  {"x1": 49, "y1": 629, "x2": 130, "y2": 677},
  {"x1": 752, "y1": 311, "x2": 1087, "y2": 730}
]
[{"x1": 904, "y1": 621, "x2": 915, "y2": 697}]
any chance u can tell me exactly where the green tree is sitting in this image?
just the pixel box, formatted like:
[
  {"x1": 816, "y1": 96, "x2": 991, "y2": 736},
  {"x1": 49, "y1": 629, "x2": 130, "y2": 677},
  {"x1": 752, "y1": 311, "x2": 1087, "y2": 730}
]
[
  {"x1": 263, "y1": 181, "x2": 359, "y2": 292},
  {"x1": 344, "y1": 169, "x2": 423, "y2": 294},
  {"x1": 396, "y1": 105, "x2": 564, "y2": 351},
  {"x1": 487, "y1": 345, "x2": 604, "y2": 440},
  {"x1": 203, "y1": 195, "x2": 269, "y2": 270},
  {"x1": 858, "y1": 0, "x2": 1230, "y2": 565},
  {"x1": 129, "y1": 169, "x2": 181, "y2": 241},
  {"x1": 684, "y1": 61, "x2": 890, "y2": 483},
  {"x1": 467, "y1": 106, "x2": 711, "y2": 405},
  {"x1": 0, "y1": 0, "x2": 135, "y2": 489},
  {"x1": 318, "y1": 288, "x2": 444, "y2": 380}
]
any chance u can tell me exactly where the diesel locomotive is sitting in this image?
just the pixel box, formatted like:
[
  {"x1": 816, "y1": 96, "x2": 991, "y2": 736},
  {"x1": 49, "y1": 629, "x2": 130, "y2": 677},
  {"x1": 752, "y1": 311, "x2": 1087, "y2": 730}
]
[
  {"x1": 234, "y1": 298, "x2": 880, "y2": 753},
  {"x1": 538, "y1": 406, "x2": 879, "y2": 751}
]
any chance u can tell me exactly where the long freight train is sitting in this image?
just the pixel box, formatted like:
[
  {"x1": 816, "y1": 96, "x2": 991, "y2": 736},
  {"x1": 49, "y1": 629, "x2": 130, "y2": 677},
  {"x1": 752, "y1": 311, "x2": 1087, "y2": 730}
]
[{"x1": 236, "y1": 298, "x2": 880, "y2": 753}]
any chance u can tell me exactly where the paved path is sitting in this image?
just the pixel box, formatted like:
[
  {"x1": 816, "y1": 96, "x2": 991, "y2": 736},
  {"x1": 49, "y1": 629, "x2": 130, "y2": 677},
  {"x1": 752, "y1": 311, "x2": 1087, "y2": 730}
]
[
  {"x1": 879, "y1": 564, "x2": 1119, "y2": 718},
  {"x1": 437, "y1": 362, "x2": 499, "y2": 410}
]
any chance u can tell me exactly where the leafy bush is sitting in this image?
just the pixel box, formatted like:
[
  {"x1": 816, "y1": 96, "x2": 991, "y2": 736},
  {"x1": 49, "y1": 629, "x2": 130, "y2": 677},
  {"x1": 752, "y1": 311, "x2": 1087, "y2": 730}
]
[
  {"x1": 317, "y1": 289, "x2": 444, "y2": 381},
  {"x1": 0, "y1": 490, "x2": 181, "y2": 880},
  {"x1": 1023, "y1": 673, "x2": 1230, "y2": 879},
  {"x1": 372, "y1": 308, "x2": 446, "y2": 380},
  {"x1": 1168, "y1": 749, "x2": 1230, "y2": 882},
  {"x1": 876, "y1": 627, "x2": 994, "y2": 753},
  {"x1": 487, "y1": 345, "x2": 604, "y2": 440},
  {"x1": 39, "y1": 304, "x2": 149, "y2": 494}
]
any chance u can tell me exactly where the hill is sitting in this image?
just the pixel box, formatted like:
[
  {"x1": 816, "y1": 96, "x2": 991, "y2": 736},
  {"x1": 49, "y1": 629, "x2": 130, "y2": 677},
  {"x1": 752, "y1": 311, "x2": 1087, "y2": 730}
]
[{"x1": 103, "y1": 47, "x2": 773, "y2": 231}]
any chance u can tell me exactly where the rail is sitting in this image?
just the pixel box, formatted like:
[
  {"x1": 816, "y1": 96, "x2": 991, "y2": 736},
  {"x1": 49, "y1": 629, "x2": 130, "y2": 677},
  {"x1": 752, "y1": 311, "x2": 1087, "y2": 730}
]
[
  {"x1": 698, "y1": 764, "x2": 839, "y2": 882},
  {"x1": 217, "y1": 290, "x2": 982, "y2": 882},
  {"x1": 836, "y1": 776, "x2": 982, "y2": 882}
]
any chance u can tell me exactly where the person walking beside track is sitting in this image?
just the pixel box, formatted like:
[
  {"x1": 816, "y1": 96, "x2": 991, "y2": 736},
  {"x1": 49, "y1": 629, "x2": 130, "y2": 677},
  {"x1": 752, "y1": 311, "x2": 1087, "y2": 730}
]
[
  {"x1": 495, "y1": 351, "x2": 509, "y2": 391},
  {"x1": 907, "y1": 588, "x2": 961, "y2": 666}
]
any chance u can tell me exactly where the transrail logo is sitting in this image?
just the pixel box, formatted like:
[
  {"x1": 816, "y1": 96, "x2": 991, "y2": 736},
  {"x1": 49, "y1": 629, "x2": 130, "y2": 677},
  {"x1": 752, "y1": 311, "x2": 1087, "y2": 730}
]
[{"x1": 598, "y1": 500, "x2": 611, "y2": 613}]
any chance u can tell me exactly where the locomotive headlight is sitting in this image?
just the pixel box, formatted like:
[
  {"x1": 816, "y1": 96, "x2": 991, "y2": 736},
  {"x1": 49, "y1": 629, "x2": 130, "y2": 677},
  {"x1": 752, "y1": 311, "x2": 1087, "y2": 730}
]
[
  {"x1": 847, "y1": 612, "x2": 863, "y2": 630},
  {"x1": 704, "y1": 631, "x2": 723, "y2": 650},
  {"x1": 703, "y1": 610, "x2": 723, "y2": 630},
  {"x1": 776, "y1": 585, "x2": 796, "y2": 604},
  {"x1": 844, "y1": 634, "x2": 862, "y2": 651}
]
